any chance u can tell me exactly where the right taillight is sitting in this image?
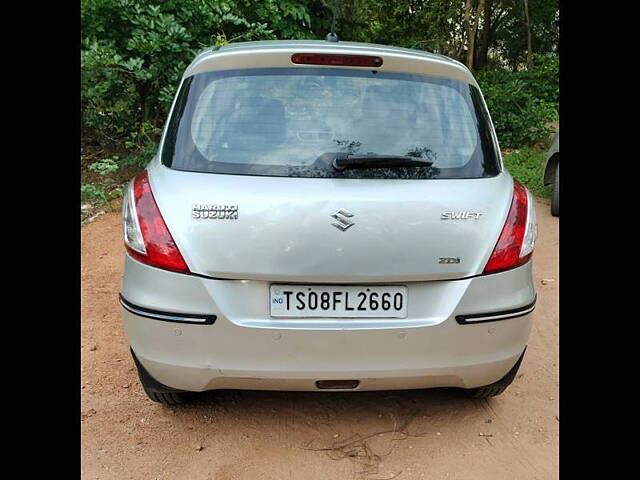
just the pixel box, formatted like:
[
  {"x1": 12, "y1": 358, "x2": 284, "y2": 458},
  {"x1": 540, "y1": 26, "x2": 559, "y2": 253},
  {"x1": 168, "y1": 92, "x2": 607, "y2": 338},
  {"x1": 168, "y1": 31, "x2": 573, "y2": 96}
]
[
  {"x1": 483, "y1": 181, "x2": 537, "y2": 275},
  {"x1": 122, "y1": 171, "x2": 190, "y2": 274}
]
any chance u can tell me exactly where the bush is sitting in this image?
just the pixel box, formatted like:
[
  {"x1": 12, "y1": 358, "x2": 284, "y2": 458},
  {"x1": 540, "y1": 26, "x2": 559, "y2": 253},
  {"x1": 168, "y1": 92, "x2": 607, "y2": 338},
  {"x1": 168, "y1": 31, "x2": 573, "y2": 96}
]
[
  {"x1": 520, "y1": 54, "x2": 560, "y2": 105},
  {"x1": 476, "y1": 54, "x2": 558, "y2": 149},
  {"x1": 88, "y1": 157, "x2": 120, "y2": 176},
  {"x1": 81, "y1": 183, "x2": 109, "y2": 203},
  {"x1": 81, "y1": 181, "x2": 124, "y2": 204}
]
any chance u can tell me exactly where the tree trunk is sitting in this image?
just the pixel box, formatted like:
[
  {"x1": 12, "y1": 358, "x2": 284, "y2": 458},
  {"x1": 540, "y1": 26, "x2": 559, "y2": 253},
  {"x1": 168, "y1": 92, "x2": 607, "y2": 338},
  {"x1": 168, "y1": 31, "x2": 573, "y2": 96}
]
[
  {"x1": 464, "y1": 0, "x2": 475, "y2": 69},
  {"x1": 463, "y1": 0, "x2": 473, "y2": 66},
  {"x1": 475, "y1": 0, "x2": 493, "y2": 70},
  {"x1": 523, "y1": 0, "x2": 533, "y2": 69},
  {"x1": 466, "y1": 0, "x2": 484, "y2": 70}
]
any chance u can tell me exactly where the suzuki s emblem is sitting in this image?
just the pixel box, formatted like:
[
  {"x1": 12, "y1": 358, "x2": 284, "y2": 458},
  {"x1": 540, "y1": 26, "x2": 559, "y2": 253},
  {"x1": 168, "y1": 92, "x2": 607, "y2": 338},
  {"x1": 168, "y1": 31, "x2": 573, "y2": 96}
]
[{"x1": 331, "y1": 209, "x2": 355, "y2": 231}]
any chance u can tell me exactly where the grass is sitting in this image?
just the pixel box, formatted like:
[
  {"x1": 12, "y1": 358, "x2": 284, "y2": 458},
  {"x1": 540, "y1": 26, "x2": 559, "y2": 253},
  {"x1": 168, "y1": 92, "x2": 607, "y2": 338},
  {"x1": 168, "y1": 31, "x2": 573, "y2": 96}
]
[{"x1": 502, "y1": 147, "x2": 552, "y2": 199}]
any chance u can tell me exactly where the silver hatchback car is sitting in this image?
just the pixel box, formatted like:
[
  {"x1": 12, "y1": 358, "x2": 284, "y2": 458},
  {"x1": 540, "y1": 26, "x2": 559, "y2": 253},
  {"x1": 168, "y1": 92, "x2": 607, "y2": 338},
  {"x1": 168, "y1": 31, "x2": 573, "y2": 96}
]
[{"x1": 120, "y1": 40, "x2": 537, "y2": 405}]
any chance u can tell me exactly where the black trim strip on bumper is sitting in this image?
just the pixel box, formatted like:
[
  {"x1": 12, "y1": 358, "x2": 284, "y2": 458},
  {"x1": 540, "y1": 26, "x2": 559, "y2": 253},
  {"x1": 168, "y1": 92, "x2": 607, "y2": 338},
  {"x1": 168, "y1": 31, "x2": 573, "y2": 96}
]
[
  {"x1": 119, "y1": 294, "x2": 216, "y2": 325},
  {"x1": 456, "y1": 296, "x2": 537, "y2": 325}
]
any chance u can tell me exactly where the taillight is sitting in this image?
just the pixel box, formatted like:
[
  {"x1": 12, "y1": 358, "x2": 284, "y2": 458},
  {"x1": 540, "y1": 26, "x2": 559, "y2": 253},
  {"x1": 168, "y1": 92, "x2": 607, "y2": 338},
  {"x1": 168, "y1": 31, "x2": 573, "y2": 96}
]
[
  {"x1": 291, "y1": 53, "x2": 383, "y2": 67},
  {"x1": 483, "y1": 181, "x2": 537, "y2": 275},
  {"x1": 122, "y1": 171, "x2": 190, "y2": 274}
]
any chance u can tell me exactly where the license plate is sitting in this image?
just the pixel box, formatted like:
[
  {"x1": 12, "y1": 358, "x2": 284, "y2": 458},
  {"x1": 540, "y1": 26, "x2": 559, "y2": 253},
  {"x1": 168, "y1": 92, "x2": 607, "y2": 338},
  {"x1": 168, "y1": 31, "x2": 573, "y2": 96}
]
[{"x1": 270, "y1": 284, "x2": 408, "y2": 318}]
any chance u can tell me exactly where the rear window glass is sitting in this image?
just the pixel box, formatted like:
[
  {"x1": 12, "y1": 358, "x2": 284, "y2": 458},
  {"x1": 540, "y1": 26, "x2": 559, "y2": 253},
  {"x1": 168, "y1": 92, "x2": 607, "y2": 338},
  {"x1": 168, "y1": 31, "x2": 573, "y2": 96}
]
[{"x1": 162, "y1": 68, "x2": 499, "y2": 179}]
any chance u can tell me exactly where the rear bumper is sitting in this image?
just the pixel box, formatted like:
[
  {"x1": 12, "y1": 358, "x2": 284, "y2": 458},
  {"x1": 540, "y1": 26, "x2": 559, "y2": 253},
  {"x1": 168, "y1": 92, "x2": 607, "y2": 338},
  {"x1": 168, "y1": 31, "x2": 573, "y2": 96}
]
[{"x1": 120, "y1": 256, "x2": 535, "y2": 392}]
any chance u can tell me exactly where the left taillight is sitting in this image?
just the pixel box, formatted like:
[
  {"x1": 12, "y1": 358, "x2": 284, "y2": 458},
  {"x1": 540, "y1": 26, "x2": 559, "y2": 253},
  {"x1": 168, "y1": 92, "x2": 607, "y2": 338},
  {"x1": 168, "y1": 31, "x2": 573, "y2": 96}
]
[
  {"x1": 122, "y1": 171, "x2": 190, "y2": 274},
  {"x1": 482, "y1": 181, "x2": 537, "y2": 275}
]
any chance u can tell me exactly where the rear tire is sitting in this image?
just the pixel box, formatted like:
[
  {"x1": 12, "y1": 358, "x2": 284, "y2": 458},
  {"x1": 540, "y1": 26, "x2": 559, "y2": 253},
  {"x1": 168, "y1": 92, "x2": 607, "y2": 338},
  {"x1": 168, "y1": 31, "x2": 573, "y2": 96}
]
[
  {"x1": 551, "y1": 163, "x2": 559, "y2": 217},
  {"x1": 130, "y1": 348, "x2": 190, "y2": 405},
  {"x1": 141, "y1": 386, "x2": 186, "y2": 405},
  {"x1": 465, "y1": 348, "x2": 526, "y2": 399}
]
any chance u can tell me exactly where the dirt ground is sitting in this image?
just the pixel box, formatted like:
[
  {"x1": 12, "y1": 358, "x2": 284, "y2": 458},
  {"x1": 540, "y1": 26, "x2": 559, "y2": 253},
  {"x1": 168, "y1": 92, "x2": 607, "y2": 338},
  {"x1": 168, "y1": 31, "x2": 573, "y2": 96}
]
[{"x1": 81, "y1": 199, "x2": 558, "y2": 480}]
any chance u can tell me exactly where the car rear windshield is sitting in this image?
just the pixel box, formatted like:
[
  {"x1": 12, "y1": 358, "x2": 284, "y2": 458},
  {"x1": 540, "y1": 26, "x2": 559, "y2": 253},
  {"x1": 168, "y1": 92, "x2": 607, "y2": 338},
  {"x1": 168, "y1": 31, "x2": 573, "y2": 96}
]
[{"x1": 161, "y1": 68, "x2": 500, "y2": 179}]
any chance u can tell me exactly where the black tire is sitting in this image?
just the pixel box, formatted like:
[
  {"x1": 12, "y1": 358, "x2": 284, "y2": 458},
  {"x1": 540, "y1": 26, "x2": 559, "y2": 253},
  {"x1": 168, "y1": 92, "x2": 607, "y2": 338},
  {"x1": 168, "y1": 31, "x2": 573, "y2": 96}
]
[
  {"x1": 130, "y1": 348, "x2": 190, "y2": 405},
  {"x1": 465, "y1": 348, "x2": 526, "y2": 399},
  {"x1": 551, "y1": 163, "x2": 559, "y2": 217},
  {"x1": 141, "y1": 386, "x2": 186, "y2": 405}
]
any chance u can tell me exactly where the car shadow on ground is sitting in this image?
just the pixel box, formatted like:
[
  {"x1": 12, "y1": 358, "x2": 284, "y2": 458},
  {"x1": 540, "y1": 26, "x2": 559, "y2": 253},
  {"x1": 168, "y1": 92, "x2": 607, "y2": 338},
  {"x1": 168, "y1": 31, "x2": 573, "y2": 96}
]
[
  {"x1": 188, "y1": 386, "x2": 471, "y2": 407},
  {"x1": 161, "y1": 386, "x2": 490, "y2": 436},
  {"x1": 178, "y1": 386, "x2": 480, "y2": 415}
]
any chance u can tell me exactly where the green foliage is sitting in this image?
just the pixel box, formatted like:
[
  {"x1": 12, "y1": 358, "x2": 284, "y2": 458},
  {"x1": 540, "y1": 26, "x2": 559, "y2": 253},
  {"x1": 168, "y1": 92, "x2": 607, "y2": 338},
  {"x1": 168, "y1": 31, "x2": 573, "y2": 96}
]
[
  {"x1": 332, "y1": 0, "x2": 474, "y2": 60},
  {"x1": 88, "y1": 157, "x2": 120, "y2": 175},
  {"x1": 503, "y1": 147, "x2": 551, "y2": 198},
  {"x1": 493, "y1": 0, "x2": 559, "y2": 71},
  {"x1": 81, "y1": 0, "x2": 327, "y2": 149},
  {"x1": 121, "y1": 121, "x2": 160, "y2": 168},
  {"x1": 520, "y1": 53, "x2": 560, "y2": 105},
  {"x1": 81, "y1": 181, "x2": 124, "y2": 205},
  {"x1": 476, "y1": 54, "x2": 558, "y2": 148},
  {"x1": 81, "y1": 183, "x2": 109, "y2": 203},
  {"x1": 121, "y1": 139, "x2": 158, "y2": 169}
]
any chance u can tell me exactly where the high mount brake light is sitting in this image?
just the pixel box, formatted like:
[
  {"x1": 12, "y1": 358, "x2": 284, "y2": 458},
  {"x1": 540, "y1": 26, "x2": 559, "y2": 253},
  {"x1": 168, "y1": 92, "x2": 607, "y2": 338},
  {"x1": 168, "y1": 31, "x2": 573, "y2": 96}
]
[
  {"x1": 122, "y1": 171, "x2": 190, "y2": 274},
  {"x1": 291, "y1": 53, "x2": 383, "y2": 67},
  {"x1": 483, "y1": 181, "x2": 537, "y2": 275}
]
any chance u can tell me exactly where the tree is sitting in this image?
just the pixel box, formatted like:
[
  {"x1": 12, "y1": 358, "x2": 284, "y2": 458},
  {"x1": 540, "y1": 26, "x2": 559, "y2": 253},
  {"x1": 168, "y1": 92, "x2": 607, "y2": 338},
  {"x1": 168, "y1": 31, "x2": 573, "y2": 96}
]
[
  {"x1": 474, "y1": 0, "x2": 510, "y2": 69},
  {"x1": 492, "y1": 0, "x2": 558, "y2": 70},
  {"x1": 81, "y1": 0, "x2": 331, "y2": 145},
  {"x1": 523, "y1": 0, "x2": 533, "y2": 69},
  {"x1": 465, "y1": 0, "x2": 485, "y2": 69}
]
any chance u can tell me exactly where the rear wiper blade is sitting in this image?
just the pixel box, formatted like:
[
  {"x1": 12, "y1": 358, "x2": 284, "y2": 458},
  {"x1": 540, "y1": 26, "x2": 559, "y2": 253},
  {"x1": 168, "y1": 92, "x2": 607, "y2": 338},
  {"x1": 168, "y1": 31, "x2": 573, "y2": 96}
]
[{"x1": 332, "y1": 153, "x2": 433, "y2": 171}]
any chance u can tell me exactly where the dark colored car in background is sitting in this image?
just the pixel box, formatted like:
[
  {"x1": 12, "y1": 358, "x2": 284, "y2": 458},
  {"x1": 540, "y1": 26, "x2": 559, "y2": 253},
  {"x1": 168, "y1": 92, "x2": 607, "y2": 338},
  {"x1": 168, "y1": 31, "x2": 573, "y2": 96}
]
[{"x1": 543, "y1": 131, "x2": 559, "y2": 216}]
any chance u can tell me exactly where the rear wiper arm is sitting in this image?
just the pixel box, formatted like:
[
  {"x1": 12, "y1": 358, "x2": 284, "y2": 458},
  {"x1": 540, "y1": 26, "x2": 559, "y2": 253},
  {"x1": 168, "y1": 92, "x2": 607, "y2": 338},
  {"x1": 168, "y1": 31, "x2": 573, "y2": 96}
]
[{"x1": 332, "y1": 153, "x2": 433, "y2": 171}]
